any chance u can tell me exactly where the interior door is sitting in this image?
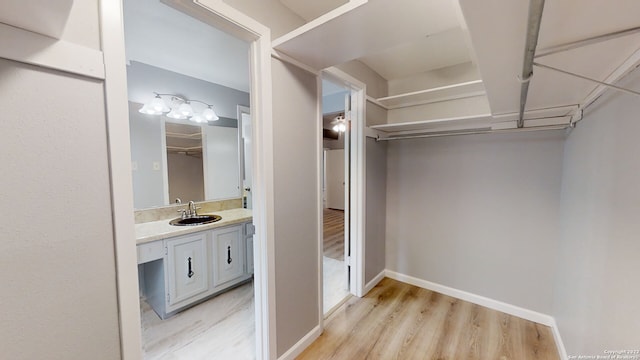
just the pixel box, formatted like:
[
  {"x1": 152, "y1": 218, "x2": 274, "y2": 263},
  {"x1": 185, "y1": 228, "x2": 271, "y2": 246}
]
[
  {"x1": 343, "y1": 93, "x2": 351, "y2": 290},
  {"x1": 325, "y1": 149, "x2": 345, "y2": 210},
  {"x1": 239, "y1": 106, "x2": 252, "y2": 209}
]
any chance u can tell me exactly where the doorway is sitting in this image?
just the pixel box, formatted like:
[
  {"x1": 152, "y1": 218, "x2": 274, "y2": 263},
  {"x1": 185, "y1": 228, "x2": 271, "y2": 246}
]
[
  {"x1": 121, "y1": 0, "x2": 259, "y2": 358},
  {"x1": 321, "y1": 76, "x2": 351, "y2": 314}
]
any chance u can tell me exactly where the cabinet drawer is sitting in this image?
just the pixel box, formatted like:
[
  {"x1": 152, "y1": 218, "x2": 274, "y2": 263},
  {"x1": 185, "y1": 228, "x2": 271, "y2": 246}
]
[{"x1": 137, "y1": 241, "x2": 163, "y2": 264}]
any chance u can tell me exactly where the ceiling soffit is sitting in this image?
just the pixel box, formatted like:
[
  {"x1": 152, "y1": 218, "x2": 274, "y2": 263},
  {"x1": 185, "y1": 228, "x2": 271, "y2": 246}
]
[{"x1": 279, "y1": 0, "x2": 349, "y2": 22}]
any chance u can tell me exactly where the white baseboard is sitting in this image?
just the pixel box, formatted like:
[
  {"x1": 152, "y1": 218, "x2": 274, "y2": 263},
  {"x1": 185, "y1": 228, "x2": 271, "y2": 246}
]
[
  {"x1": 550, "y1": 318, "x2": 568, "y2": 360},
  {"x1": 384, "y1": 270, "x2": 555, "y2": 326},
  {"x1": 277, "y1": 324, "x2": 321, "y2": 360},
  {"x1": 363, "y1": 269, "x2": 385, "y2": 294}
]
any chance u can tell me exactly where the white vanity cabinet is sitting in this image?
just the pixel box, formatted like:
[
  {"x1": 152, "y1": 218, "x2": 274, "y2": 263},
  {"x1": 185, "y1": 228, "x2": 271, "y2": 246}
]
[
  {"x1": 166, "y1": 233, "x2": 208, "y2": 310},
  {"x1": 140, "y1": 221, "x2": 253, "y2": 319}
]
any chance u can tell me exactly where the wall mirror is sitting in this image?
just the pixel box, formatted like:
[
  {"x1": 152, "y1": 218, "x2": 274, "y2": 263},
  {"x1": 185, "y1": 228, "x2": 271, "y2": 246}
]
[{"x1": 123, "y1": 0, "x2": 251, "y2": 210}]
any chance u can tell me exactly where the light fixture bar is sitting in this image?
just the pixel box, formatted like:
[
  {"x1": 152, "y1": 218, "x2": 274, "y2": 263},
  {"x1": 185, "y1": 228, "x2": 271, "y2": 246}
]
[{"x1": 139, "y1": 92, "x2": 220, "y2": 122}]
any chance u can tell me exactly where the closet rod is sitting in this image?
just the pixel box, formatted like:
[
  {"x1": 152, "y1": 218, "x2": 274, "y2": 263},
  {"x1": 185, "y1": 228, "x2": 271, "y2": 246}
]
[
  {"x1": 535, "y1": 26, "x2": 640, "y2": 59},
  {"x1": 376, "y1": 124, "x2": 569, "y2": 142},
  {"x1": 533, "y1": 62, "x2": 640, "y2": 97},
  {"x1": 518, "y1": 0, "x2": 546, "y2": 128}
]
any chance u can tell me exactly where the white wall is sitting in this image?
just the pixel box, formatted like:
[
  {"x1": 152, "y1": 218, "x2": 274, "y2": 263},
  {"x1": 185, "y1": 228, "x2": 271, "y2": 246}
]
[
  {"x1": 386, "y1": 132, "x2": 565, "y2": 314},
  {"x1": 365, "y1": 138, "x2": 387, "y2": 283},
  {"x1": 129, "y1": 102, "x2": 165, "y2": 208},
  {"x1": 0, "y1": 1, "x2": 123, "y2": 359},
  {"x1": 0, "y1": 59, "x2": 122, "y2": 359},
  {"x1": 335, "y1": 60, "x2": 388, "y2": 99},
  {"x1": 553, "y1": 68, "x2": 640, "y2": 356},
  {"x1": 271, "y1": 58, "x2": 320, "y2": 356}
]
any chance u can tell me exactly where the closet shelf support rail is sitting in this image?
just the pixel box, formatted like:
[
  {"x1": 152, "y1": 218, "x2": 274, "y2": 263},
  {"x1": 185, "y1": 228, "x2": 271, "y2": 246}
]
[
  {"x1": 518, "y1": 0, "x2": 546, "y2": 128},
  {"x1": 376, "y1": 124, "x2": 569, "y2": 142},
  {"x1": 533, "y1": 62, "x2": 640, "y2": 97}
]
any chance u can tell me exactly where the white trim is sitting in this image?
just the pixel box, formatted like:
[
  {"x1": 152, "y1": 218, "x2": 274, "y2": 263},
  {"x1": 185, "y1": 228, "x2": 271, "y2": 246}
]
[
  {"x1": 366, "y1": 95, "x2": 389, "y2": 110},
  {"x1": 364, "y1": 126, "x2": 383, "y2": 139},
  {"x1": 164, "y1": 3, "x2": 279, "y2": 358},
  {"x1": 104, "y1": 0, "x2": 277, "y2": 358},
  {"x1": 363, "y1": 270, "x2": 385, "y2": 294},
  {"x1": 323, "y1": 67, "x2": 367, "y2": 298},
  {"x1": 550, "y1": 318, "x2": 569, "y2": 360},
  {"x1": 99, "y1": 1, "x2": 143, "y2": 359},
  {"x1": 271, "y1": 49, "x2": 320, "y2": 76},
  {"x1": 276, "y1": 325, "x2": 322, "y2": 360},
  {"x1": 315, "y1": 76, "x2": 325, "y2": 330},
  {"x1": 160, "y1": 119, "x2": 170, "y2": 205},
  {"x1": 383, "y1": 91, "x2": 486, "y2": 110},
  {"x1": 0, "y1": 22, "x2": 105, "y2": 79},
  {"x1": 272, "y1": 0, "x2": 368, "y2": 48},
  {"x1": 384, "y1": 270, "x2": 555, "y2": 326}
]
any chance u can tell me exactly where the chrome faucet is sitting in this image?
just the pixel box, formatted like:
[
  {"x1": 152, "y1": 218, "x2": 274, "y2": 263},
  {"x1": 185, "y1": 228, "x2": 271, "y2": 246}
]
[
  {"x1": 188, "y1": 201, "x2": 197, "y2": 217},
  {"x1": 177, "y1": 200, "x2": 200, "y2": 219}
]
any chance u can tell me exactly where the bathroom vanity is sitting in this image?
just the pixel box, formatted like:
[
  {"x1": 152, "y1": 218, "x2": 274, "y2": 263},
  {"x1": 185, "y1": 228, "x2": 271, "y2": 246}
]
[{"x1": 136, "y1": 208, "x2": 253, "y2": 319}]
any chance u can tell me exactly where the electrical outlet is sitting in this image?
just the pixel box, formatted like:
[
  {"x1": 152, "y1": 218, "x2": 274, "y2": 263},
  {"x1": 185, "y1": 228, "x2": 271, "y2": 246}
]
[{"x1": 153, "y1": 161, "x2": 160, "y2": 170}]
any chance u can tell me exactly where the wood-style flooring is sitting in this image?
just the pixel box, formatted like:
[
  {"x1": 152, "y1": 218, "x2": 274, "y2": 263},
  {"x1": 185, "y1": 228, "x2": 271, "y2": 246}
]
[
  {"x1": 298, "y1": 278, "x2": 560, "y2": 360},
  {"x1": 323, "y1": 208, "x2": 344, "y2": 260},
  {"x1": 140, "y1": 281, "x2": 255, "y2": 360}
]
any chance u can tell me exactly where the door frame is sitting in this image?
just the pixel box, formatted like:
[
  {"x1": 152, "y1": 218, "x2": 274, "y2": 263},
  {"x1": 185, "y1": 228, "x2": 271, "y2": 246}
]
[
  {"x1": 237, "y1": 105, "x2": 252, "y2": 208},
  {"x1": 100, "y1": 0, "x2": 276, "y2": 359},
  {"x1": 321, "y1": 68, "x2": 367, "y2": 298}
]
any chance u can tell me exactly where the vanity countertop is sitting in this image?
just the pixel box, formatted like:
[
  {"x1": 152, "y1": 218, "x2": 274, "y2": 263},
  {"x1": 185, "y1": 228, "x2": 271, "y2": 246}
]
[{"x1": 136, "y1": 208, "x2": 252, "y2": 245}]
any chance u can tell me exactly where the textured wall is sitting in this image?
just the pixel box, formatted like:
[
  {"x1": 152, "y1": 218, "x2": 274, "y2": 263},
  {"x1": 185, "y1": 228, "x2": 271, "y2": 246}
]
[
  {"x1": 386, "y1": 132, "x2": 565, "y2": 314},
  {"x1": 365, "y1": 138, "x2": 387, "y2": 283},
  {"x1": 554, "y1": 68, "x2": 640, "y2": 356},
  {"x1": 0, "y1": 59, "x2": 122, "y2": 359},
  {"x1": 271, "y1": 58, "x2": 320, "y2": 356}
]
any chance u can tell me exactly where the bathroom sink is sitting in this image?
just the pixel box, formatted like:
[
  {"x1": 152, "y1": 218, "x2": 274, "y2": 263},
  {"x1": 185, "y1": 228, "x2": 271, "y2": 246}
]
[{"x1": 169, "y1": 214, "x2": 222, "y2": 226}]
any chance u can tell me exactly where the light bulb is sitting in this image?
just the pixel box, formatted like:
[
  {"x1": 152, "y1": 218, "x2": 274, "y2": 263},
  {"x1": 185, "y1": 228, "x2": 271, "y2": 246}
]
[
  {"x1": 139, "y1": 103, "x2": 161, "y2": 115},
  {"x1": 166, "y1": 109, "x2": 187, "y2": 119},
  {"x1": 190, "y1": 114, "x2": 206, "y2": 123},
  {"x1": 333, "y1": 124, "x2": 339, "y2": 132},
  {"x1": 150, "y1": 96, "x2": 170, "y2": 113},
  {"x1": 178, "y1": 102, "x2": 194, "y2": 117},
  {"x1": 201, "y1": 107, "x2": 219, "y2": 121},
  {"x1": 338, "y1": 123, "x2": 346, "y2": 132}
]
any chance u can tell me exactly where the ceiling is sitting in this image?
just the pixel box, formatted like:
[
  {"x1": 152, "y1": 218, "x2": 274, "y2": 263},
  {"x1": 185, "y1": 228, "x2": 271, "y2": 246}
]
[
  {"x1": 359, "y1": 27, "x2": 472, "y2": 80},
  {"x1": 275, "y1": 0, "x2": 475, "y2": 82},
  {"x1": 279, "y1": 0, "x2": 349, "y2": 21},
  {"x1": 123, "y1": 0, "x2": 250, "y2": 93},
  {"x1": 460, "y1": 0, "x2": 640, "y2": 115},
  {"x1": 273, "y1": 0, "x2": 471, "y2": 75}
]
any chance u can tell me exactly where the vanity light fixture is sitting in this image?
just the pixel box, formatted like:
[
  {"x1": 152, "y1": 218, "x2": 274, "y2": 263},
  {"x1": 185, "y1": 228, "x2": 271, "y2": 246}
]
[
  {"x1": 332, "y1": 113, "x2": 347, "y2": 133},
  {"x1": 139, "y1": 92, "x2": 219, "y2": 123}
]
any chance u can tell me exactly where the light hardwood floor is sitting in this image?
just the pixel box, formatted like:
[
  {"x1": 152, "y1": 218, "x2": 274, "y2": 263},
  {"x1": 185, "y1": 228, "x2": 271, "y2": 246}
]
[
  {"x1": 298, "y1": 278, "x2": 560, "y2": 360},
  {"x1": 140, "y1": 281, "x2": 255, "y2": 360},
  {"x1": 323, "y1": 208, "x2": 344, "y2": 260}
]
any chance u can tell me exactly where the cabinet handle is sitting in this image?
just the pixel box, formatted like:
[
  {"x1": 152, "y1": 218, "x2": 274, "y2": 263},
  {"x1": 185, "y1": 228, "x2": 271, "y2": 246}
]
[
  {"x1": 227, "y1": 246, "x2": 232, "y2": 264},
  {"x1": 187, "y1": 257, "x2": 194, "y2": 278}
]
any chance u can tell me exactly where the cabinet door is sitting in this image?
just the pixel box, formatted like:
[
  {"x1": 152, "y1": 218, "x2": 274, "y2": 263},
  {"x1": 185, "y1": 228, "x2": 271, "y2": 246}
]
[
  {"x1": 211, "y1": 225, "x2": 245, "y2": 287},
  {"x1": 166, "y1": 233, "x2": 208, "y2": 307}
]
